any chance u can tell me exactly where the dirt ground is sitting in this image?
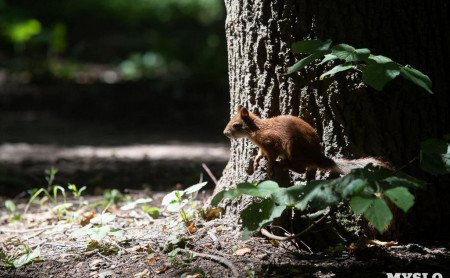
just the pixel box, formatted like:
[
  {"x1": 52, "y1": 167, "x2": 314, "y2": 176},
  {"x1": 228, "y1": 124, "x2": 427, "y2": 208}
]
[{"x1": 1, "y1": 190, "x2": 449, "y2": 278}]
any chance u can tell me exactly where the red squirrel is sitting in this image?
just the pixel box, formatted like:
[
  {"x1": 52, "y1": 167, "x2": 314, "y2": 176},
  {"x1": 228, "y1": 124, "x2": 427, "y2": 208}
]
[{"x1": 223, "y1": 105, "x2": 388, "y2": 177}]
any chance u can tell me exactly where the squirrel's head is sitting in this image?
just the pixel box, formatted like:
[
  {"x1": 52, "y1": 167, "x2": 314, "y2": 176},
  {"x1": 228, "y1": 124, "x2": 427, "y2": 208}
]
[{"x1": 223, "y1": 105, "x2": 254, "y2": 139}]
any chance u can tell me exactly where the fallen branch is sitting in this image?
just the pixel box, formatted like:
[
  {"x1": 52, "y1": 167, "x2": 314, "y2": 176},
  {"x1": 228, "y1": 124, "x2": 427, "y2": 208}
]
[{"x1": 182, "y1": 249, "x2": 239, "y2": 278}]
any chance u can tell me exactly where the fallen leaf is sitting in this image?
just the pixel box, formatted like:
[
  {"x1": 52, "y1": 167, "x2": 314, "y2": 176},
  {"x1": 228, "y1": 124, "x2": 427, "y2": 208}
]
[
  {"x1": 215, "y1": 225, "x2": 230, "y2": 232},
  {"x1": 155, "y1": 263, "x2": 171, "y2": 274},
  {"x1": 80, "y1": 211, "x2": 96, "y2": 226},
  {"x1": 147, "y1": 253, "x2": 158, "y2": 264},
  {"x1": 187, "y1": 222, "x2": 196, "y2": 233},
  {"x1": 204, "y1": 207, "x2": 224, "y2": 220},
  {"x1": 185, "y1": 274, "x2": 203, "y2": 278},
  {"x1": 368, "y1": 239, "x2": 398, "y2": 247},
  {"x1": 234, "y1": 248, "x2": 251, "y2": 256},
  {"x1": 133, "y1": 269, "x2": 150, "y2": 278}
]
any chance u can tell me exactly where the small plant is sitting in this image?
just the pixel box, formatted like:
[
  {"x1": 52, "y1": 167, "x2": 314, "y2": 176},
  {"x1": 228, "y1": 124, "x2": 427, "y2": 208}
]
[
  {"x1": 142, "y1": 205, "x2": 160, "y2": 218},
  {"x1": 162, "y1": 182, "x2": 207, "y2": 225},
  {"x1": 103, "y1": 189, "x2": 128, "y2": 205},
  {"x1": 120, "y1": 197, "x2": 153, "y2": 211},
  {"x1": 25, "y1": 167, "x2": 66, "y2": 213},
  {"x1": 0, "y1": 240, "x2": 40, "y2": 268},
  {"x1": 70, "y1": 212, "x2": 123, "y2": 243},
  {"x1": 4, "y1": 200, "x2": 21, "y2": 222},
  {"x1": 287, "y1": 39, "x2": 433, "y2": 94},
  {"x1": 68, "y1": 183, "x2": 86, "y2": 198}
]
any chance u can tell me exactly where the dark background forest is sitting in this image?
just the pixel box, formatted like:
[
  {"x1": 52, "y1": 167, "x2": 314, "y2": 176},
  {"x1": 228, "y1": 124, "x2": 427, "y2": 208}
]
[{"x1": 0, "y1": 0, "x2": 230, "y2": 196}]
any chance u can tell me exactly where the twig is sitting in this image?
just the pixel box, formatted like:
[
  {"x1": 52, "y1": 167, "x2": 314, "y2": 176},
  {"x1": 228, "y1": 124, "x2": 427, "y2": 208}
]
[
  {"x1": 0, "y1": 226, "x2": 57, "y2": 234},
  {"x1": 182, "y1": 249, "x2": 239, "y2": 278},
  {"x1": 202, "y1": 163, "x2": 218, "y2": 185},
  {"x1": 261, "y1": 212, "x2": 329, "y2": 242}
]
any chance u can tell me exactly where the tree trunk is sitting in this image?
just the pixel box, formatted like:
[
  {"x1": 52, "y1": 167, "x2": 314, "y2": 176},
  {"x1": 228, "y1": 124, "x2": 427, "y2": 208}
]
[{"x1": 217, "y1": 0, "x2": 450, "y2": 240}]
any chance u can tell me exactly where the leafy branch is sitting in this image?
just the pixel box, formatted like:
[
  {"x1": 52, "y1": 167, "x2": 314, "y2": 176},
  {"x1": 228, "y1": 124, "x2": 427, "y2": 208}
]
[
  {"x1": 286, "y1": 39, "x2": 433, "y2": 94},
  {"x1": 212, "y1": 136, "x2": 449, "y2": 239}
]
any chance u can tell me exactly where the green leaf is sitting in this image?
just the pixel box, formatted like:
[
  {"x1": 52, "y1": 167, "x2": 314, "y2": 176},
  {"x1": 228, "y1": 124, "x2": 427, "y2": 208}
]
[
  {"x1": 241, "y1": 199, "x2": 278, "y2": 240},
  {"x1": 90, "y1": 213, "x2": 116, "y2": 225},
  {"x1": 161, "y1": 191, "x2": 183, "y2": 206},
  {"x1": 320, "y1": 64, "x2": 356, "y2": 80},
  {"x1": 342, "y1": 179, "x2": 367, "y2": 198},
  {"x1": 7, "y1": 19, "x2": 42, "y2": 43},
  {"x1": 108, "y1": 228, "x2": 124, "y2": 237},
  {"x1": 292, "y1": 39, "x2": 332, "y2": 54},
  {"x1": 120, "y1": 198, "x2": 153, "y2": 210},
  {"x1": 294, "y1": 180, "x2": 341, "y2": 210},
  {"x1": 142, "y1": 206, "x2": 160, "y2": 218},
  {"x1": 384, "y1": 187, "x2": 415, "y2": 213},
  {"x1": 237, "y1": 181, "x2": 279, "y2": 198},
  {"x1": 286, "y1": 51, "x2": 327, "y2": 74},
  {"x1": 331, "y1": 44, "x2": 370, "y2": 62},
  {"x1": 210, "y1": 188, "x2": 241, "y2": 207},
  {"x1": 70, "y1": 224, "x2": 93, "y2": 238},
  {"x1": 382, "y1": 176, "x2": 423, "y2": 190},
  {"x1": 272, "y1": 184, "x2": 304, "y2": 206},
  {"x1": 90, "y1": 226, "x2": 111, "y2": 242},
  {"x1": 184, "y1": 182, "x2": 208, "y2": 195},
  {"x1": 349, "y1": 195, "x2": 375, "y2": 214},
  {"x1": 13, "y1": 245, "x2": 40, "y2": 268},
  {"x1": 420, "y1": 138, "x2": 450, "y2": 175},
  {"x1": 399, "y1": 65, "x2": 433, "y2": 94},
  {"x1": 318, "y1": 54, "x2": 339, "y2": 65},
  {"x1": 166, "y1": 199, "x2": 188, "y2": 212},
  {"x1": 350, "y1": 195, "x2": 392, "y2": 233},
  {"x1": 5, "y1": 200, "x2": 16, "y2": 213},
  {"x1": 362, "y1": 58, "x2": 400, "y2": 90}
]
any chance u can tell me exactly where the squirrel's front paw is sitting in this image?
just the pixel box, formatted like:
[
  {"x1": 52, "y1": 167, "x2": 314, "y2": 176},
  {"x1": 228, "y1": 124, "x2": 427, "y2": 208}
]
[{"x1": 253, "y1": 154, "x2": 263, "y2": 171}]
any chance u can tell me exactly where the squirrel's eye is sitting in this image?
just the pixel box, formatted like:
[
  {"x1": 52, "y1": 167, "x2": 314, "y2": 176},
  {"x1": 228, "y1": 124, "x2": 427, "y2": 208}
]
[{"x1": 232, "y1": 122, "x2": 241, "y2": 129}]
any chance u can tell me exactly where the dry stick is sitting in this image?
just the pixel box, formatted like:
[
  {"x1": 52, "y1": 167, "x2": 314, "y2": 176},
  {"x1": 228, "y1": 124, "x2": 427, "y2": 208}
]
[
  {"x1": 261, "y1": 213, "x2": 329, "y2": 242},
  {"x1": 182, "y1": 249, "x2": 239, "y2": 278},
  {"x1": 202, "y1": 163, "x2": 218, "y2": 185}
]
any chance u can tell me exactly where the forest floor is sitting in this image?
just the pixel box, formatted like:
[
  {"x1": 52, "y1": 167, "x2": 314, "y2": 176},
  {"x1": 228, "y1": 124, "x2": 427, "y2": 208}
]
[{"x1": 1, "y1": 190, "x2": 449, "y2": 278}]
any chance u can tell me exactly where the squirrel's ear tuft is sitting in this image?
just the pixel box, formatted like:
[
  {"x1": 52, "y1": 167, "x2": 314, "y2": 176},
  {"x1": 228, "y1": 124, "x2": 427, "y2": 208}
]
[
  {"x1": 237, "y1": 105, "x2": 243, "y2": 113},
  {"x1": 240, "y1": 107, "x2": 249, "y2": 118}
]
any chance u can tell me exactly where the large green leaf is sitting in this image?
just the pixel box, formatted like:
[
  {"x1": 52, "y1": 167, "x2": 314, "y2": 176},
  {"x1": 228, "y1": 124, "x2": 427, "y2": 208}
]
[
  {"x1": 210, "y1": 188, "x2": 242, "y2": 207},
  {"x1": 272, "y1": 184, "x2": 304, "y2": 206},
  {"x1": 349, "y1": 195, "x2": 375, "y2": 214},
  {"x1": 13, "y1": 246, "x2": 40, "y2": 268},
  {"x1": 318, "y1": 54, "x2": 339, "y2": 65},
  {"x1": 241, "y1": 199, "x2": 280, "y2": 240},
  {"x1": 362, "y1": 57, "x2": 400, "y2": 90},
  {"x1": 382, "y1": 176, "x2": 423, "y2": 190},
  {"x1": 320, "y1": 64, "x2": 356, "y2": 80},
  {"x1": 400, "y1": 65, "x2": 433, "y2": 94},
  {"x1": 331, "y1": 44, "x2": 370, "y2": 62},
  {"x1": 237, "y1": 181, "x2": 279, "y2": 197},
  {"x1": 286, "y1": 51, "x2": 327, "y2": 74},
  {"x1": 294, "y1": 180, "x2": 341, "y2": 210},
  {"x1": 342, "y1": 179, "x2": 367, "y2": 198},
  {"x1": 420, "y1": 138, "x2": 450, "y2": 175},
  {"x1": 184, "y1": 182, "x2": 208, "y2": 195},
  {"x1": 363, "y1": 197, "x2": 393, "y2": 233},
  {"x1": 292, "y1": 39, "x2": 332, "y2": 54},
  {"x1": 350, "y1": 195, "x2": 393, "y2": 233},
  {"x1": 384, "y1": 187, "x2": 415, "y2": 213}
]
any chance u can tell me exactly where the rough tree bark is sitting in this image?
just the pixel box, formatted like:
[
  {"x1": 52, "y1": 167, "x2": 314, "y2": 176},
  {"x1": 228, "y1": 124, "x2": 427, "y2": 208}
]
[{"x1": 217, "y1": 0, "x2": 450, "y2": 240}]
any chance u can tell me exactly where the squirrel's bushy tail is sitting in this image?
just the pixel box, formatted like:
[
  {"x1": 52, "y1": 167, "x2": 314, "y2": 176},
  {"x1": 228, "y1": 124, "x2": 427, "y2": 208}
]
[{"x1": 330, "y1": 158, "x2": 390, "y2": 175}]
